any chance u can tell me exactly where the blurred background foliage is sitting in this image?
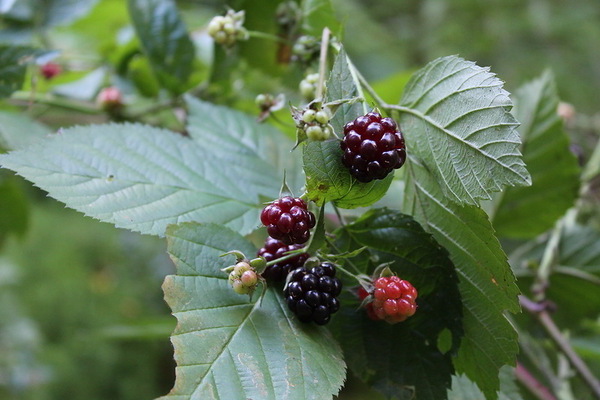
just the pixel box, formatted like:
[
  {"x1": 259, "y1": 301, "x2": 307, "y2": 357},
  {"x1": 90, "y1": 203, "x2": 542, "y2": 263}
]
[{"x1": 0, "y1": 0, "x2": 599, "y2": 399}]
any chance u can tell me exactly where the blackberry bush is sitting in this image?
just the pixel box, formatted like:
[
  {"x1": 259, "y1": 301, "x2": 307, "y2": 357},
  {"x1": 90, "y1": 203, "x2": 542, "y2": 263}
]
[
  {"x1": 284, "y1": 262, "x2": 342, "y2": 325},
  {"x1": 340, "y1": 111, "x2": 406, "y2": 183}
]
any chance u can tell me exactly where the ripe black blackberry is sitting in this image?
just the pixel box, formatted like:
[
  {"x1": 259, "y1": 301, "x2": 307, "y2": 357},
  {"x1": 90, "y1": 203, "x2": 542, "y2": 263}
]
[
  {"x1": 340, "y1": 111, "x2": 406, "y2": 183},
  {"x1": 260, "y1": 196, "x2": 316, "y2": 245},
  {"x1": 284, "y1": 262, "x2": 342, "y2": 325},
  {"x1": 257, "y1": 237, "x2": 309, "y2": 282}
]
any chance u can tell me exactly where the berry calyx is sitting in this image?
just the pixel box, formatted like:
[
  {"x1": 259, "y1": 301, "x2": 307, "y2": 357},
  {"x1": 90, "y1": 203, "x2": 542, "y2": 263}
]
[
  {"x1": 340, "y1": 111, "x2": 406, "y2": 183},
  {"x1": 260, "y1": 196, "x2": 316, "y2": 245},
  {"x1": 359, "y1": 276, "x2": 418, "y2": 324},
  {"x1": 284, "y1": 262, "x2": 342, "y2": 325},
  {"x1": 40, "y1": 62, "x2": 61, "y2": 80},
  {"x1": 257, "y1": 237, "x2": 309, "y2": 282}
]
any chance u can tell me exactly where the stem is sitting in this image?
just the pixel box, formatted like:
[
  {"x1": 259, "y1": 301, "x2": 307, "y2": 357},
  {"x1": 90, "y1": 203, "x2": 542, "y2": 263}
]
[
  {"x1": 325, "y1": 238, "x2": 362, "y2": 275},
  {"x1": 521, "y1": 296, "x2": 600, "y2": 399},
  {"x1": 532, "y1": 220, "x2": 563, "y2": 301},
  {"x1": 316, "y1": 27, "x2": 331, "y2": 101},
  {"x1": 332, "y1": 204, "x2": 347, "y2": 229},
  {"x1": 355, "y1": 68, "x2": 388, "y2": 108},
  {"x1": 515, "y1": 362, "x2": 558, "y2": 400},
  {"x1": 335, "y1": 264, "x2": 362, "y2": 282},
  {"x1": 265, "y1": 251, "x2": 305, "y2": 267},
  {"x1": 10, "y1": 91, "x2": 100, "y2": 114},
  {"x1": 247, "y1": 30, "x2": 288, "y2": 43}
]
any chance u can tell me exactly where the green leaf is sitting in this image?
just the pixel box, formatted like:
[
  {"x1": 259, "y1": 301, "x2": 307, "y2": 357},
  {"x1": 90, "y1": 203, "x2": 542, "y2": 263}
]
[
  {"x1": 0, "y1": 173, "x2": 29, "y2": 245},
  {"x1": 403, "y1": 160, "x2": 520, "y2": 399},
  {"x1": 331, "y1": 209, "x2": 462, "y2": 400},
  {"x1": 38, "y1": 0, "x2": 98, "y2": 28},
  {"x1": 185, "y1": 96, "x2": 303, "y2": 193},
  {"x1": 399, "y1": 55, "x2": 531, "y2": 205},
  {"x1": 302, "y1": 0, "x2": 341, "y2": 36},
  {"x1": 0, "y1": 45, "x2": 36, "y2": 98},
  {"x1": 325, "y1": 49, "x2": 367, "y2": 133},
  {"x1": 448, "y1": 367, "x2": 524, "y2": 400},
  {"x1": 127, "y1": 0, "x2": 195, "y2": 95},
  {"x1": 491, "y1": 71, "x2": 580, "y2": 238},
  {"x1": 160, "y1": 222, "x2": 346, "y2": 399},
  {"x1": 0, "y1": 111, "x2": 52, "y2": 151},
  {"x1": 303, "y1": 139, "x2": 392, "y2": 208},
  {"x1": 0, "y1": 123, "x2": 280, "y2": 236},
  {"x1": 52, "y1": 67, "x2": 106, "y2": 100}
]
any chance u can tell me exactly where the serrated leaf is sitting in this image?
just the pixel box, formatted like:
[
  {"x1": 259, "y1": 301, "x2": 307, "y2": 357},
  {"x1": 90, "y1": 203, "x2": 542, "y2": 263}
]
[
  {"x1": 128, "y1": 0, "x2": 195, "y2": 94},
  {"x1": 448, "y1": 367, "x2": 524, "y2": 400},
  {"x1": 0, "y1": 123, "x2": 279, "y2": 236},
  {"x1": 403, "y1": 160, "x2": 519, "y2": 399},
  {"x1": 303, "y1": 139, "x2": 392, "y2": 208},
  {"x1": 325, "y1": 49, "x2": 367, "y2": 133},
  {"x1": 160, "y1": 223, "x2": 346, "y2": 400},
  {"x1": 0, "y1": 45, "x2": 36, "y2": 98},
  {"x1": 490, "y1": 71, "x2": 580, "y2": 238},
  {"x1": 185, "y1": 97, "x2": 303, "y2": 193},
  {"x1": 399, "y1": 55, "x2": 531, "y2": 205},
  {"x1": 331, "y1": 209, "x2": 463, "y2": 400},
  {"x1": 0, "y1": 111, "x2": 52, "y2": 151}
]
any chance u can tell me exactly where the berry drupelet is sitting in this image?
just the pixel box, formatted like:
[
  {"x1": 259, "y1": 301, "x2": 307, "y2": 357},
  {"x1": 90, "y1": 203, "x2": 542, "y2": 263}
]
[
  {"x1": 260, "y1": 196, "x2": 316, "y2": 245},
  {"x1": 284, "y1": 262, "x2": 342, "y2": 325},
  {"x1": 340, "y1": 111, "x2": 406, "y2": 183},
  {"x1": 257, "y1": 237, "x2": 309, "y2": 282}
]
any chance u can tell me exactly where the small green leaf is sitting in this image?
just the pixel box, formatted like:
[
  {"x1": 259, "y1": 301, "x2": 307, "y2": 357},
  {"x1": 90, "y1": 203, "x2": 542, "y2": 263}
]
[
  {"x1": 331, "y1": 208, "x2": 463, "y2": 400},
  {"x1": 0, "y1": 123, "x2": 280, "y2": 236},
  {"x1": 491, "y1": 71, "x2": 580, "y2": 238},
  {"x1": 399, "y1": 55, "x2": 531, "y2": 205},
  {"x1": 0, "y1": 111, "x2": 52, "y2": 151},
  {"x1": 127, "y1": 0, "x2": 195, "y2": 94},
  {"x1": 404, "y1": 160, "x2": 519, "y2": 399},
  {"x1": 303, "y1": 139, "x2": 392, "y2": 208},
  {"x1": 161, "y1": 223, "x2": 346, "y2": 400},
  {"x1": 0, "y1": 45, "x2": 36, "y2": 98}
]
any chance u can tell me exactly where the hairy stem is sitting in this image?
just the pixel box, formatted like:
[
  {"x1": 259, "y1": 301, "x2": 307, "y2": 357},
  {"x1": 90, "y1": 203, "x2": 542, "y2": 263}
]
[
  {"x1": 515, "y1": 362, "x2": 558, "y2": 400},
  {"x1": 316, "y1": 27, "x2": 331, "y2": 101}
]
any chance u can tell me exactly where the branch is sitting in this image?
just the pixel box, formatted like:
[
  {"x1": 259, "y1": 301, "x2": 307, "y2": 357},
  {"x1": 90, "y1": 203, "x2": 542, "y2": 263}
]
[{"x1": 515, "y1": 362, "x2": 558, "y2": 400}]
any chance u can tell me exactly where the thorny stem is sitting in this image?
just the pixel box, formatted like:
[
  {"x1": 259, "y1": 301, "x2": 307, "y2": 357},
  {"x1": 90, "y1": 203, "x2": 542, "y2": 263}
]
[
  {"x1": 515, "y1": 362, "x2": 558, "y2": 400},
  {"x1": 521, "y1": 296, "x2": 600, "y2": 399},
  {"x1": 316, "y1": 27, "x2": 331, "y2": 101}
]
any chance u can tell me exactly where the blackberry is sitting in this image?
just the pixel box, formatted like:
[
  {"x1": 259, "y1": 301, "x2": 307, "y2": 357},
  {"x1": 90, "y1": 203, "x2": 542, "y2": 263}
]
[
  {"x1": 340, "y1": 111, "x2": 406, "y2": 183},
  {"x1": 257, "y1": 237, "x2": 309, "y2": 282},
  {"x1": 260, "y1": 196, "x2": 316, "y2": 245},
  {"x1": 284, "y1": 262, "x2": 342, "y2": 325}
]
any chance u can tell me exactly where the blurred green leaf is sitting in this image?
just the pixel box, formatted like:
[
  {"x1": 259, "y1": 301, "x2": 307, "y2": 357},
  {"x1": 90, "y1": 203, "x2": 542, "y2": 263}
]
[
  {"x1": 161, "y1": 222, "x2": 346, "y2": 399},
  {"x1": 404, "y1": 160, "x2": 520, "y2": 399},
  {"x1": 0, "y1": 174, "x2": 29, "y2": 244},
  {"x1": 38, "y1": 0, "x2": 98, "y2": 28},
  {"x1": 491, "y1": 71, "x2": 580, "y2": 238},
  {"x1": 0, "y1": 44, "x2": 36, "y2": 98},
  {"x1": 448, "y1": 367, "x2": 524, "y2": 400},
  {"x1": 332, "y1": 208, "x2": 462, "y2": 400},
  {"x1": 52, "y1": 67, "x2": 106, "y2": 100},
  {"x1": 303, "y1": 139, "x2": 393, "y2": 208},
  {"x1": 302, "y1": 0, "x2": 341, "y2": 36},
  {"x1": 128, "y1": 0, "x2": 195, "y2": 94},
  {"x1": 0, "y1": 123, "x2": 280, "y2": 236},
  {"x1": 371, "y1": 70, "x2": 414, "y2": 105},
  {"x1": 0, "y1": 111, "x2": 51, "y2": 151},
  {"x1": 399, "y1": 56, "x2": 531, "y2": 205}
]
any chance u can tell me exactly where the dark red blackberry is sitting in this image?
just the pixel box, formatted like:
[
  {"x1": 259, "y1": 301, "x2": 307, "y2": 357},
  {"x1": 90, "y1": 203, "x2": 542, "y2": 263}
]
[
  {"x1": 340, "y1": 111, "x2": 406, "y2": 183},
  {"x1": 260, "y1": 196, "x2": 316, "y2": 245},
  {"x1": 284, "y1": 262, "x2": 342, "y2": 325},
  {"x1": 257, "y1": 237, "x2": 309, "y2": 282}
]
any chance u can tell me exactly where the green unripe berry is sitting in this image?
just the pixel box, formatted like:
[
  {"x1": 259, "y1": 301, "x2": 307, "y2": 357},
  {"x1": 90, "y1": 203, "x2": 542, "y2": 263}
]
[
  {"x1": 241, "y1": 270, "x2": 258, "y2": 286},
  {"x1": 306, "y1": 125, "x2": 325, "y2": 141},
  {"x1": 315, "y1": 109, "x2": 331, "y2": 124},
  {"x1": 233, "y1": 280, "x2": 250, "y2": 294},
  {"x1": 302, "y1": 109, "x2": 316, "y2": 123}
]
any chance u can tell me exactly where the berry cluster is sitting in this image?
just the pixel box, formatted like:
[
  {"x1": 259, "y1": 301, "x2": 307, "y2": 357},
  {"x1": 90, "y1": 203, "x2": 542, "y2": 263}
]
[
  {"x1": 227, "y1": 261, "x2": 259, "y2": 295},
  {"x1": 298, "y1": 107, "x2": 333, "y2": 141},
  {"x1": 291, "y1": 35, "x2": 319, "y2": 65},
  {"x1": 340, "y1": 111, "x2": 406, "y2": 183},
  {"x1": 260, "y1": 196, "x2": 315, "y2": 245},
  {"x1": 257, "y1": 237, "x2": 309, "y2": 282},
  {"x1": 207, "y1": 10, "x2": 248, "y2": 47},
  {"x1": 284, "y1": 262, "x2": 342, "y2": 325},
  {"x1": 299, "y1": 73, "x2": 319, "y2": 101},
  {"x1": 359, "y1": 276, "x2": 418, "y2": 324}
]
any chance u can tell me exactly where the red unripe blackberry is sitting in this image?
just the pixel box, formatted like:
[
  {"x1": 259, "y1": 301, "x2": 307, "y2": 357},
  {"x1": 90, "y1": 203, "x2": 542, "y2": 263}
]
[
  {"x1": 358, "y1": 276, "x2": 417, "y2": 324},
  {"x1": 340, "y1": 111, "x2": 406, "y2": 183},
  {"x1": 284, "y1": 262, "x2": 342, "y2": 325},
  {"x1": 257, "y1": 237, "x2": 309, "y2": 282},
  {"x1": 40, "y1": 62, "x2": 61, "y2": 80},
  {"x1": 260, "y1": 196, "x2": 316, "y2": 245}
]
